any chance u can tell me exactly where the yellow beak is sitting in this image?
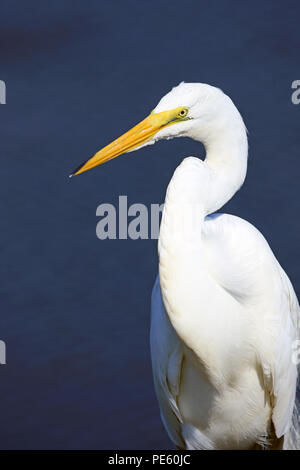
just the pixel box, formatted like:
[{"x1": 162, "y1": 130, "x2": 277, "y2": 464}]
[{"x1": 70, "y1": 107, "x2": 188, "y2": 177}]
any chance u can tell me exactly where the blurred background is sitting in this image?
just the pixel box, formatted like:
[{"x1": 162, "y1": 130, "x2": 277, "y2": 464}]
[{"x1": 0, "y1": 0, "x2": 299, "y2": 449}]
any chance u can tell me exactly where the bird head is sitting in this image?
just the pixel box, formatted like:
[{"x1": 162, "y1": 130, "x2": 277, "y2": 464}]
[{"x1": 70, "y1": 82, "x2": 234, "y2": 177}]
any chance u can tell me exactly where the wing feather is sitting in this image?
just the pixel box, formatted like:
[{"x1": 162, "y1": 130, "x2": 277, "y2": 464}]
[
  {"x1": 269, "y1": 265, "x2": 299, "y2": 437},
  {"x1": 204, "y1": 214, "x2": 300, "y2": 442},
  {"x1": 150, "y1": 276, "x2": 184, "y2": 447}
]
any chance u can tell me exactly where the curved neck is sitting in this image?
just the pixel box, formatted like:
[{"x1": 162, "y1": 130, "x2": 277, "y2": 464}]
[
  {"x1": 203, "y1": 119, "x2": 248, "y2": 214},
  {"x1": 159, "y1": 102, "x2": 248, "y2": 258},
  {"x1": 162, "y1": 107, "x2": 248, "y2": 220}
]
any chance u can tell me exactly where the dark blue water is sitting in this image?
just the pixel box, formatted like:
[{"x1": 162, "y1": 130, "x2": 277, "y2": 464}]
[{"x1": 0, "y1": 0, "x2": 299, "y2": 449}]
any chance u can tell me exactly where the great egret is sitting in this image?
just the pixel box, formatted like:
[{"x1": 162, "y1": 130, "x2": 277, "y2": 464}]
[{"x1": 71, "y1": 83, "x2": 300, "y2": 450}]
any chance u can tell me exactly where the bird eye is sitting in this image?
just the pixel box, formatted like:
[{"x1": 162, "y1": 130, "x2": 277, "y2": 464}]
[{"x1": 178, "y1": 108, "x2": 188, "y2": 118}]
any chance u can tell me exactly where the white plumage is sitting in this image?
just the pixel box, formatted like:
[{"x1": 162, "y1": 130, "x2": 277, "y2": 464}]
[
  {"x1": 149, "y1": 83, "x2": 300, "y2": 450},
  {"x1": 73, "y1": 82, "x2": 300, "y2": 450}
]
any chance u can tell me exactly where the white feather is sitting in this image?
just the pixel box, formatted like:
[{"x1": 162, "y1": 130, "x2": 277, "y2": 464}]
[{"x1": 149, "y1": 83, "x2": 299, "y2": 449}]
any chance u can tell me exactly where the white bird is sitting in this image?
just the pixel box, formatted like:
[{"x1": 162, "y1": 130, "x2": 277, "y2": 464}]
[{"x1": 71, "y1": 82, "x2": 300, "y2": 450}]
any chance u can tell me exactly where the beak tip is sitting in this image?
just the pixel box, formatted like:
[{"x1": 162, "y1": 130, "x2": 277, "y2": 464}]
[{"x1": 69, "y1": 160, "x2": 88, "y2": 178}]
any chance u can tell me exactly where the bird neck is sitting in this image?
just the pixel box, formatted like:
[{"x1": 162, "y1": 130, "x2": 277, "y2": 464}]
[
  {"x1": 203, "y1": 119, "x2": 248, "y2": 214},
  {"x1": 158, "y1": 107, "x2": 248, "y2": 254},
  {"x1": 162, "y1": 107, "x2": 248, "y2": 221}
]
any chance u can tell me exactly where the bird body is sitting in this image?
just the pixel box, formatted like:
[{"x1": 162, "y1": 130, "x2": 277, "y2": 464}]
[
  {"x1": 150, "y1": 84, "x2": 299, "y2": 449},
  {"x1": 152, "y1": 207, "x2": 299, "y2": 449},
  {"x1": 72, "y1": 82, "x2": 300, "y2": 450}
]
